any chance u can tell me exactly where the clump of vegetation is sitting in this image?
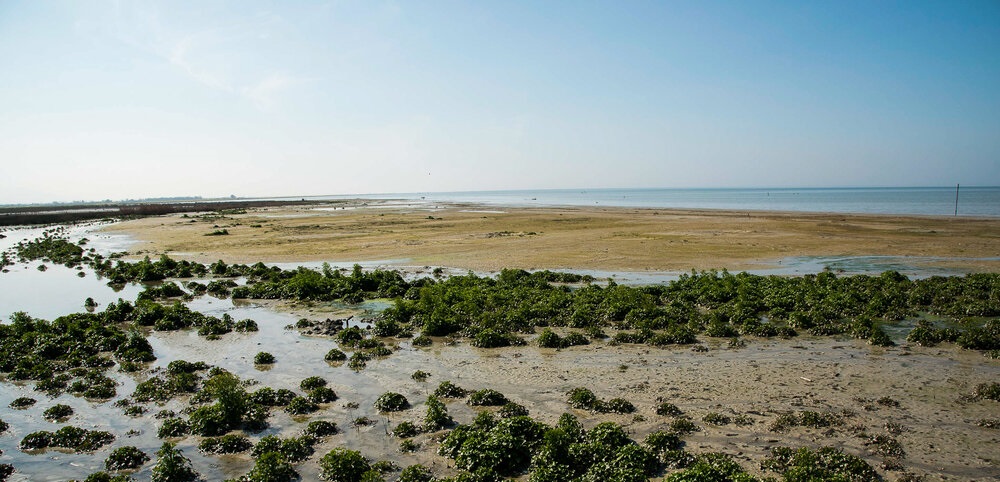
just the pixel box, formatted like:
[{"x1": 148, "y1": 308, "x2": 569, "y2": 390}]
[
  {"x1": 424, "y1": 395, "x2": 454, "y2": 431},
  {"x1": 434, "y1": 381, "x2": 468, "y2": 398},
  {"x1": 566, "y1": 387, "x2": 634, "y2": 413},
  {"x1": 19, "y1": 426, "x2": 115, "y2": 452},
  {"x1": 308, "y1": 386, "x2": 339, "y2": 403},
  {"x1": 10, "y1": 397, "x2": 36, "y2": 409},
  {"x1": 254, "y1": 352, "x2": 275, "y2": 364},
  {"x1": 199, "y1": 434, "x2": 253, "y2": 454},
  {"x1": 285, "y1": 396, "x2": 319, "y2": 415},
  {"x1": 669, "y1": 418, "x2": 701, "y2": 435},
  {"x1": 656, "y1": 401, "x2": 683, "y2": 416},
  {"x1": 157, "y1": 417, "x2": 190, "y2": 438},
  {"x1": 865, "y1": 433, "x2": 906, "y2": 458},
  {"x1": 761, "y1": 446, "x2": 879, "y2": 480},
  {"x1": 319, "y1": 448, "x2": 376, "y2": 482},
  {"x1": 468, "y1": 389, "x2": 509, "y2": 406},
  {"x1": 976, "y1": 418, "x2": 1000, "y2": 429},
  {"x1": 702, "y1": 412, "x2": 732, "y2": 426},
  {"x1": 249, "y1": 387, "x2": 296, "y2": 407},
  {"x1": 0, "y1": 418, "x2": 7, "y2": 434},
  {"x1": 304, "y1": 420, "x2": 340, "y2": 438},
  {"x1": 324, "y1": 348, "x2": 347, "y2": 362},
  {"x1": 151, "y1": 443, "x2": 198, "y2": 482},
  {"x1": 105, "y1": 446, "x2": 150, "y2": 471},
  {"x1": 375, "y1": 392, "x2": 410, "y2": 412},
  {"x1": 663, "y1": 452, "x2": 753, "y2": 481},
  {"x1": 251, "y1": 435, "x2": 316, "y2": 463},
  {"x1": 398, "y1": 464, "x2": 434, "y2": 482},
  {"x1": 967, "y1": 382, "x2": 1000, "y2": 401},
  {"x1": 411, "y1": 370, "x2": 430, "y2": 381},
  {"x1": 536, "y1": 328, "x2": 590, "y2": 348},
  {"x1": 499, "y1": 401, "x2": 530, "y2": 418},
  {"x1": 769, "y1": 410, "x2": 843, "y2": 432},
  {"x1": 300, "y1": 376, "x2": 327, "y2": 391},
  {"x1": 241, "y1": 451, "x2": 298, "y2": 482},
  {"x1": 393, "y1": 421, "x2": 420, "y2": 438},
  {"x1": 43, "y1": 403, "x2": 74, "y2": 422}
]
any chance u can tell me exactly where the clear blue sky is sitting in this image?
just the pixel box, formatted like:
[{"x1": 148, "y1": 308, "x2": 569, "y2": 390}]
[{"x1": 1, "y1": 1, "x2": 998, "y2": 204}]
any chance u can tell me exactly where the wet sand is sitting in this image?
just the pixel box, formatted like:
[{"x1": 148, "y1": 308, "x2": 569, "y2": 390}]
[{"x1": 102, "y1": 202, "x2": 1000, "y2": 273}]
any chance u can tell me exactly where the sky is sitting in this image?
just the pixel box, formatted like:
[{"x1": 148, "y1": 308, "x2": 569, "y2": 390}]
[{"x1": 1, "y1": 1, "x2": 998, "y2": 204}]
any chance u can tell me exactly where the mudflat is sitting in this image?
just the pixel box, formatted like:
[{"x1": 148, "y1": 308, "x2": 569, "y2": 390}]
[{"x1": 103, "y1": 201, "x2": 1000, "y2": 272}]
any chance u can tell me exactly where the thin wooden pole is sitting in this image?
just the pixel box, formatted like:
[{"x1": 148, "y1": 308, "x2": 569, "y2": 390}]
[{"x1": 954, "y1": 184, "x2": 960, "y2": 216}]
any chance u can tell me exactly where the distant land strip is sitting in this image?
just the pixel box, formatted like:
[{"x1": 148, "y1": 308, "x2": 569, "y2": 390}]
[{"x1": 0, "y1": 199, "x2": 350, "y2": 226}]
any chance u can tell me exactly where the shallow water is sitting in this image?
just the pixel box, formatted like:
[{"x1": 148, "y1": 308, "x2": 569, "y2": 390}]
[{"x1": 1, "y1": 223, "x2": 998, "y2": 480}]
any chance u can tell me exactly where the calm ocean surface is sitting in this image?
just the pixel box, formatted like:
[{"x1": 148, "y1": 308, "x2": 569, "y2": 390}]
[{"x1": 311, "y1": 186, "x2": 1000, "y2": 217}]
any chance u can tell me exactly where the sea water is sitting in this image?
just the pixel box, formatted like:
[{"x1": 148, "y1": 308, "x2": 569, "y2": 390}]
[{"x1": 306, "y1": 186, "x2": 1000, "y2": 217}]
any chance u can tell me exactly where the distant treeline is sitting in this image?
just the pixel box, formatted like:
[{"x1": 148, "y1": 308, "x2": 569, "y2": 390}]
[{"x1": 0, "y1": 199, "x2": 335, "y2": 226}]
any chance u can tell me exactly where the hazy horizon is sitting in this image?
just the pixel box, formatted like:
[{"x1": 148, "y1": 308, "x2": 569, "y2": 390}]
[
  {"x1": 6, "y1": 184, "x2": 997, "y2": 207},
  {"x1": 2, "y1": 1, "x2": 998, "y2": 204}
]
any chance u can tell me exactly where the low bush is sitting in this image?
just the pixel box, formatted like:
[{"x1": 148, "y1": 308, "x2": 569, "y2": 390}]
[
  {"x1": 761, "y1": 446, "x2": 879, "y2": 480},
  {"x1": 319, "y1": 447, "x2": 372, "y2": 482},
  {"x1": 375, "y1": 392, "x2": 410, "y2": 412},
  {"x1": 300, "y1": 376, "x2": 327, "y2": 391},
  {"x1": 468, "y1": 389, "x2": 508, "y2": 406},
  {"x1": 43, "y1": 404, "x2": 74, "y2": 421},
  {"x1": 151, "y1": 443, "x2": 198, "y2": 482},
  {"x1": 105, "y1": 446, "x2": 150, "y2": 471},
  {"x1": 254, "y1": 352, "x2": 275, "y2": 364},
  {"x1": 199, "y1": 434, "x2": 252, "y2": 454},
  {"x1": 434, "y1": 381, "x2": 468, "y2": 398}
]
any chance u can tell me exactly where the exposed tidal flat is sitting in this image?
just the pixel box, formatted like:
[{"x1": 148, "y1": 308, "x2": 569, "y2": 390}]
[{"x1": 0, "y1": 204, "x2": 998, "y2": 481}]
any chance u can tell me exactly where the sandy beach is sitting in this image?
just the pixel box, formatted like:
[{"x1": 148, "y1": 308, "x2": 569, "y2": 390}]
[{"x1": 102, "y1": 201, "x2": 1000, "y2": 273}]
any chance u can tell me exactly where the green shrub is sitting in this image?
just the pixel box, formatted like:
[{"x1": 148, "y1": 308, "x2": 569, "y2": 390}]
[
  {"x1": 424, "y1": 395, "x2": 453, "y2": 431},
  {"x1": 668, "y1": 418, "x2": 700, "y2": 435},
  {"x1": 319, "y1": 447, "x2": 372, "y2": 482},
  {"x1": 411, "y1": 370, "x2": 431, "y2": 382},
  {"x1": 308, "y1": 386, "x2": 339, "y2": 403},
  {"x1": 398, "y1": 465, "x2": 434, "y2": 482},
  {"x1": 761, "y1": 446, "x2": 879, "y2": 481},
  {"x1": 664, "y1": 452, "x2": 755, "y2": 481},
  {"x1": 243, "y1": 452, "x2": 298, "y2": 482},
  {"x1": 199, "y1": 434, "x2": 252, "y2": 454},
  {"x1": 499, "y1": 402, "x2": 529, "y2": 418},
  {"x1": 412, "y1": 335, "x2": 433, "y2": 347},
  {"x1": 393, "y1": 421, "x2": 420, "y2": 438},
  {"x1": 105, "y1": 446, "x2": 150, "y2": 471},
  {"x1": 702, "y1": 412, "x2": 732, "y2": 426},
  {"x1": 285, "y1": 396, "x2": 319, "y2": 415},
  {"x1": 468, "y1": 389, "x2": 508, "y2": 406},
  {"x1": 567, "y1": 387, "x2": 599, "y2": 410},
  {"x1": 645, "y1": 430, "x2": 683, "y2": 454},
  {"x1": 325, "y1": 348, "x2": 348, "y2": 362},
  {"x1": 151, "y1": 443, "x2": 198, "y2": 482},
  {"x1": 656, "y1": 402, "x2": 683, "y2": 416},
  {"x1": 251, "y1": 435, "x2": 316, "y2": 463},
  {"x1": 434, "y1": 381, "x2": 468, "y2": 398},
  {"x1": 597, "y1": 398, "x2": 635, "y2": 414},
  {"x1": 157, "y1": 417, "x2": 190, "y2": 438},
  {"x1": 375, "y1": 392, "x2": 410, "y2": 412},
  {"x1": 254, "y1": 352, "x2": 275, "y2": 364},
  {"x1": 304, "y1": 420, "x2": 340, "y2": 438},
  {"x1": 43, "y1": 403, "x2": 74, "y2": 421},
  {"x1": 10, "y1": 397, "x2": 36, "y2": 409},
  {"x1": 300, "y1": 376, "x2": 327, "y2": 391}
]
